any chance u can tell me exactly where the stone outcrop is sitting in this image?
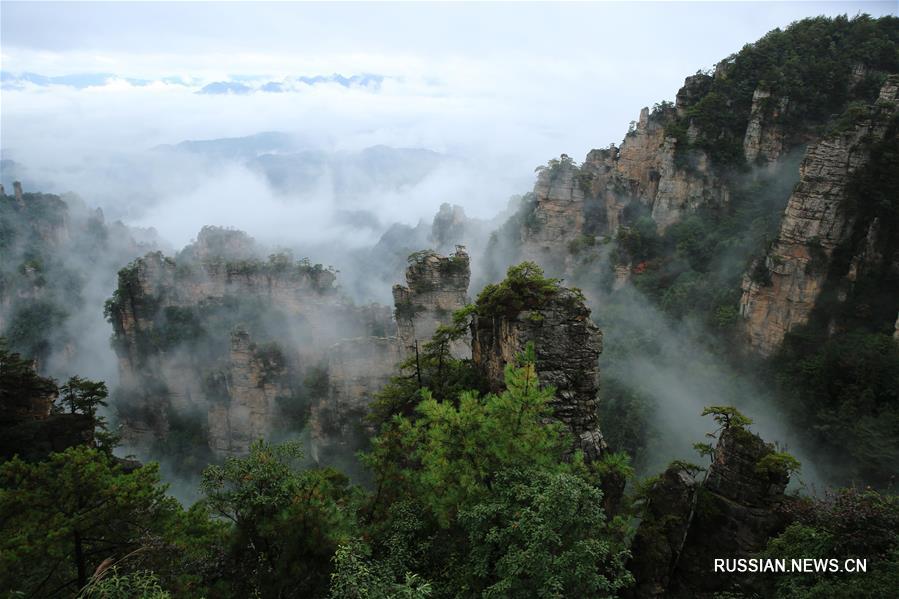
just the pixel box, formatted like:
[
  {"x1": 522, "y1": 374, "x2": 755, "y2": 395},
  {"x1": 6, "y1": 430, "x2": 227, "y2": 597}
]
[
  {"x1": 205, "y1": 329, "x2": 289, "y2": 455},
  {"x1": 739, "y1": 77, "x2": 899, "y2": 355},
  {"x1": 675, "y1": 73, "x2": 712, "y2": 117},
  {"x1": 108, "y1": 226, "x2": 395, "y2": 456},
  {"x1": 519, "y1": 156, "x2": 587, "y2": 272},
  {"x1": 628, "y1": 426, "x2": 793, "y2": 597},
  {"x1": 471, "y1": 286, "x2": 605, "y2": 460},
  {"x1": 109, "y1": 232, "x2": 475, "y2": 461},
  {"x1": 516, "y1": 76, "x2": 733, "y2": 276},
  {"x1": 392, "y1": 247, "x2": 471, "y2": 358},
  {"x1": 0, "y1": 353, "x2": 94, "y2": 462},
  {"x1": 675, "y1": 427, "x2": 792, "y2": 593},
  {"x1": 310, "y1": 336, "x2": 403, "y2": 462},
  {"x1": 626, "y1": 465, "x2": 698, "y2": 598},
  {"x1": 743, "y1": 87, "x2": 789, "y2": 165}
]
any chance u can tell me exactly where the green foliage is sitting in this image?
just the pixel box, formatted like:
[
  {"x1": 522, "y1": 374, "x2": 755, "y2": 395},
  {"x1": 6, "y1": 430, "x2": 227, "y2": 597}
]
[
  {"x1": 4, "y1": 299, "x2": 68, "y2": 362},
  {"x1": 79, "y1": 568, "x2": 171, "y2": 599},
  {"x1": 457, "y1": 468, "x2": 633, "y2": 598},
  {"x1": 366, "y1": 355, "x2": 570, "y2": 528},
  {"x1": 615, "y1": 216, "x2": 661, "y2": 263},
  {"x1": 661, "y1": 14, "x2": 899, "y2": 170},
  {"x1": 0, "y1": 340, "x2": 58, "y2": 415},
  {"x1": 200, "y1": 440, "x2": 361, "y2": 598},
  {"x1": 59, "y1": 375, "x2": 118, "y2": 452},
  {"x1": 755, "y1": 451, "x2": 802, "y2": 478},
  {"x1": 701, "y1": 405, "x2": 753, "y2": 429},
  {"x1": 369, "y1": 315, "x2": 482, "y2": 424},
  {"x1": 762, "y1": 488, "x2": 899, "y2": 598},
  {"x1": 693, "y1": 442, "x2": 715, "y2": 460},
  {"x1": 668, "y1": 459, "x2": 705, "y2": 477},
  {"x1": 568, "y1": 234, "x2": 597, "y2": 255},
  {"x1": 0, "y1": 446, "x2": 204, "y2": 597},
  {"x1": 474, "y1": 261, "x2": 565, "y2": 319},
  {"x1": 59, "y1": 376, "x2": 108, "y2": 417},
  {"x1": 775, "y1": 330, "x2": 899, "y2": 486},
  {"x1": 363, "y1": 350, "x2": 633, "y2": 597},
  {"x1": 328, "y1": 539, "x2": 432, "y2": 599}
]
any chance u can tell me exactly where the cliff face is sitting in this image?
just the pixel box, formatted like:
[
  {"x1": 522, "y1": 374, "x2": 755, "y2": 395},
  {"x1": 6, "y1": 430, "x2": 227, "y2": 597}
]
[
  {"x1": 628, "y1": 426, "x2": 792, "y2": 597},
  {"x1": 471, "y1": 286, "x2": 605, "y2": 460},
  {"x1": 0, "y1": 349, "x2": 94, "y2": 462},
  {"x1": 743, "y1": 88, "x2": 789, "y2": 165},
  {"x1": 109, "y1": 233, "x2": 474, "y2": 461},
  {"x1": 739, "y1": 77, "x2": 899, "y2": 355},
  {"x1": 392, "y1": 248, "x2": 471, "y2": 358},
  {"x1": 675, "y1": 427, "x2": 792, "y2": 593},
  {"x1": 519, "y1": 157, "x2": 587, "y2": 272},
  {"x1": 0, "y1": 185, "x2": 156, "y2": 375},
  {"x1": 108, "y1": 226, "x2": 394, "y2": 457},
  {"x1": 515, "y1": 75, "x2": 732, "y2": 279},
  {"x1": 310, "y1": 336, "x2": 403, "y2": 462}
]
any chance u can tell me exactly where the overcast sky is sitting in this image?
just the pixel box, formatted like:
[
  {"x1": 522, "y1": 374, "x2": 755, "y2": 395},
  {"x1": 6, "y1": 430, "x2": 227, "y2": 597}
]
[{"x1": 1, "y1": 1, "x2": 896, "y2": 234}]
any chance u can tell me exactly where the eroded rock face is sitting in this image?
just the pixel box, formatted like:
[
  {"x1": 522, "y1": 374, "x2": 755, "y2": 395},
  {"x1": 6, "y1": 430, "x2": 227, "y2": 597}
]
[
  {"x1": 626, "y1": 465, "x2": 698, "y2": 598},
  {"x1": 517, "y1": 79, "x2": 732, "y2": 271},
  {"x1": 310, "y1": 336, "x2": 404, "y2": 462},
  {"x1": 471, "y1": 287, "x2": 605, "y2": 460},
  {"x1": 206, "y1": 329, "x2": 287, "y2": 455},
  {"x1": 107, "y1": 228, "x2": 392, "y2": 457},
  {"x1": 519, "y1": 157, "x2": 587, "y2": 272},
  {"x1": 629, "y1": 427, "x2": 792, "y2": 597},
  {"x1": 675, "y1": 427, "x2": 791, "y2": 593},
  {"x1": 739, "y1": 77, "x2": 899, "y2": 356},
  {"x1": 392, "y1": 248, "x2": 471, "y2": 358},
  {"x1": 743, "y1": 87, "x2": 789, "y2": 165}
]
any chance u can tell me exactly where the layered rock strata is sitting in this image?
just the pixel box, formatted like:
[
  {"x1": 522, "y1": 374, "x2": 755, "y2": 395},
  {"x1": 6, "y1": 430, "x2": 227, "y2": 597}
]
[
  {"x1": 471, "y1": 287, "x2": 605, "y2": 460},
  {"x1": 739, "y1": 77, "x2": 899, "y2": 355},
  {"x1": 392, "y1": 248, "x2": 471, "y2": 359}
]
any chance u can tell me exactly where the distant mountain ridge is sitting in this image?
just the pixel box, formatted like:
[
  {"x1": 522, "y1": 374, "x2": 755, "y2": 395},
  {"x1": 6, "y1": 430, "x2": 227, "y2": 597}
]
[{"x1": 0, "y1": 70, "x2": 385, "y2": 93}]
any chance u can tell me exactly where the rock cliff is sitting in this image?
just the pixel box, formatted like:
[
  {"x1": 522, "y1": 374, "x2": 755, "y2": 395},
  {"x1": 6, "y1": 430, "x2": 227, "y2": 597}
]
[
  {"x1": 310, "y1": 336, "x2": 403, "y2": 462},
  {"x1": 108, "y1": 232, "x2": 476, "y2": 462},
  {"x1": 628, "y1": 426, "x2": 793, "y2": 597},
  {"x1": 743, "y1": 87, "x2": 789, "y2": 165},
  {"x1": 0, "y1": 348, "x2": 94, "y2": 461},
  {"x1": 107, "y1": 226, "x2": 393, "y2": 457},
  {"x1": 739, "y1": 76, "x2": 899, "y2": 355},
  {"x1": 392, "y1": 247, "x2": 471, "y2": 359},
  {"x1": 470, "y1": 269, "x2": 605, "y2": 460}
]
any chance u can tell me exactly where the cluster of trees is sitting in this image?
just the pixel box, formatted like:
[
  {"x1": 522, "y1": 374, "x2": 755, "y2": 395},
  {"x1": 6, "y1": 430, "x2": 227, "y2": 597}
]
[
  {"x1": 4, "y1": 334, "x2": 897, "y2": 598},
  {"x1": 1, "y1": 341, "x2": 636, "y2": 598},
  {"x1": 668, "y1": 14, "x2": 899, "y2": 170}
]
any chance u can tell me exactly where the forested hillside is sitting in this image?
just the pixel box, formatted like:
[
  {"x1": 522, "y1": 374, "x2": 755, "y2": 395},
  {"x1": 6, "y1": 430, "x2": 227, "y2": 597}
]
[{"x1": 1, "y1": 14, "x2": 898, "y2": 599}]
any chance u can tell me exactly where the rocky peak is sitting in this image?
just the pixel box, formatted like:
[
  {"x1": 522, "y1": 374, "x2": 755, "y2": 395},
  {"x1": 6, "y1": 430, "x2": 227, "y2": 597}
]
[
  {"x1": 675, "y1": 73, "x2": 712, "y2": 117},
  {"x1": 470, "y1": 277, "x2": 605, "y2": 460},
  {"x1": 392, "y1": 247, "x2": 471, "y2": 358},
  {"x1": 628, "y1": 425, "x2": 793, "y2": 597},
  {"x1": 107, "y1": 229, "x2": 391, "y2": 457},
  {"x1": 430, "y1": 203, "x2": 468, "y2": 251},
  {"x1": 518, "y1": 155, "x2": 588, "y2": 272},
  {"x1": 180, "y1": 225, "x2": 258, "y2": 263}
]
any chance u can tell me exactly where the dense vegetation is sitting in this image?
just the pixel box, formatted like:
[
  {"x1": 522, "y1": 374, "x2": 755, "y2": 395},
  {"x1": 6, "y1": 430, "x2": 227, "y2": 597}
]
[
  {"x1": 668, "y1": 14, "x2": 899, "y2": 170},
  {"x1": 2, "y1": 340, "x2": 636, "y2": 598}
]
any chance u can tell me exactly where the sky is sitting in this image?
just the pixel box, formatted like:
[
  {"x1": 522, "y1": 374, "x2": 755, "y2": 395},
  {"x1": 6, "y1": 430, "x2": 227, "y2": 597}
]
[{"x1": 1, "y1": 1, "x2": 896, "y2": 237}]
